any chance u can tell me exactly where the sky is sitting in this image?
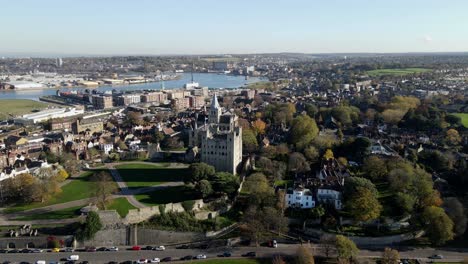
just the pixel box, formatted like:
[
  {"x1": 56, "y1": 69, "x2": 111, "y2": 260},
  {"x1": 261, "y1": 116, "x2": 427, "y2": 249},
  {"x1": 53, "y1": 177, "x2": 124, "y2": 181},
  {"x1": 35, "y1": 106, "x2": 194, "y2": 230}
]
[{"x1": 1, "y1": 0, "x2": 468, "y2": 56}]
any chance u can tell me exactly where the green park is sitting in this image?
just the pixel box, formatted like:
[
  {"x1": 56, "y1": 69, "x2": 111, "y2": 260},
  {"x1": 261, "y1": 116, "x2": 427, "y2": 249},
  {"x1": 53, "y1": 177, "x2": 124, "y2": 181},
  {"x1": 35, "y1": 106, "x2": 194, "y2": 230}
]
[{"x1": 366, "y1": 68, "x2": 431, "y2": 76}]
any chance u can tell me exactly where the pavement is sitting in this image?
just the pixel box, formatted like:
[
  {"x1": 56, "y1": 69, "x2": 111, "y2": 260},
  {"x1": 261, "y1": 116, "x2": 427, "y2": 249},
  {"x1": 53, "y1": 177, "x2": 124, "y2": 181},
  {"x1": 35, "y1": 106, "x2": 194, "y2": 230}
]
[{"x1": 0, "y1": 244, "x2": 467, "y2": 263}]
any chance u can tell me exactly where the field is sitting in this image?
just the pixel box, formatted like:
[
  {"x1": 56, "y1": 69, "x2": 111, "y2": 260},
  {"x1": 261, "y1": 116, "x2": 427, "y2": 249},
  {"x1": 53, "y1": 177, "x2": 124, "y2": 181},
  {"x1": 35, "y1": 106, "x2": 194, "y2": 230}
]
[
  {"x1": 12, "y1": 206, "x2": 82, "y2": 221},
  {"x1": 366, "y1": 68, "x2": 431, "y2": 76},
  {"x1": 134, "y1": 185, "x2": 200, "y2": 206},
  {"x1": 116, "y1": 163, "x2": 188, "y2": 189},
  {"x1": 5, "y1": 170, "x2": 110, "y2": 213},
  {"x1": 453, "y1": 113, "x2": 468, "y2": 128},
  {"x1": 0, "y1": 99, "x2": 49, "y2": 120},
  {"x1": 107, "y1": 197, "x2": 137, "y2": 217}
]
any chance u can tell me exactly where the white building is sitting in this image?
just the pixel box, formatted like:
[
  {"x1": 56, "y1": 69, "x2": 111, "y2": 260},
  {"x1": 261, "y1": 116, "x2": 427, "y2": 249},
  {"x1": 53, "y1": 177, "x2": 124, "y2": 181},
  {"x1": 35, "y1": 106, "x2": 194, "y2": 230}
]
[
  {"x1": 195, "y1": 94, "x2": 243, "y2": 175},
  {"x1": 17, "y1": 108, "x2": 84, "y2": 124},
  {"x1": 285, "y1": 188, "x2": 315, "y2": 209},
  {"x1": 317, "y1": 188, "x2": 342, "y2": 210}
]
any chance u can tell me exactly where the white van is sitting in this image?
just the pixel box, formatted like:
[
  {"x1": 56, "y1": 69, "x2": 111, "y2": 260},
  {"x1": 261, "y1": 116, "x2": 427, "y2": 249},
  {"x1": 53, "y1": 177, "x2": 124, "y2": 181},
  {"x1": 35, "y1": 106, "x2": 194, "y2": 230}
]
[
  {"x1": 67, "y1": 255, "x2": 80, "y2": 261},
  {"x1": 36, "y1": 261, "x2": 46, "y2": 264}
]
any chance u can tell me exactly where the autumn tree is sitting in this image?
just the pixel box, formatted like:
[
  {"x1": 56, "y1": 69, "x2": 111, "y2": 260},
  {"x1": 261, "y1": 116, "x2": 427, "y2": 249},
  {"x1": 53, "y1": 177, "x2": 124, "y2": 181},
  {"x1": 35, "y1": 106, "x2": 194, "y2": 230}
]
[
  {"x1": 296, "y1": 245, "x2": 315, "y2": 264},
  {"x1": 421, "y1": 206, "x2": 454, "y2": 245},
  {"x1": 446, "y1": 128, "x2": 461, "y2": 146},
  {"x1": 362, "y1": 156, "x2": 388, "y2": 180},
  {"x1": 335, "y1": 235, "x2": 359, "y2": 261},
  {"x1": 289, "y1": 152, "x2": 311, "y2": 173},
  {"x1": 91, "y1": 171, "x2": 117, "y2": 210},
  {"x1": 243, "y1": 128, "x2": 259, "y2": 153},
  {"x1": 345, "y1": 187, "x2": 382, "y2": 222},
  {"x1": 252, "y1": 119, "x2": 266, "y2": 135},
  {"x1": 323, "y1": 149, "x2": 334, "y2": 160},
  {"x1": 290, "y1": 115, "x2": 319, "y2": 150},
  {"x1": 382, "y1": 248, "x2": 400, "y2": 264}
]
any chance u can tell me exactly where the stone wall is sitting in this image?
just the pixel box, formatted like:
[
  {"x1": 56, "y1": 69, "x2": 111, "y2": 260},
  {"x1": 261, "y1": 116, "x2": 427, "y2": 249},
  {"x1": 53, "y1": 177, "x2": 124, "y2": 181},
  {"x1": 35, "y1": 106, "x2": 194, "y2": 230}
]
[
  {"x1": 0, "y1": 236, "x2": 74, "y2": 249},
  {"x1": 98, "y1": 199, "x2": 217, "y2": 226},
  {"x1": 80, "y1": 229, "x2": 128, "y2": 247}
]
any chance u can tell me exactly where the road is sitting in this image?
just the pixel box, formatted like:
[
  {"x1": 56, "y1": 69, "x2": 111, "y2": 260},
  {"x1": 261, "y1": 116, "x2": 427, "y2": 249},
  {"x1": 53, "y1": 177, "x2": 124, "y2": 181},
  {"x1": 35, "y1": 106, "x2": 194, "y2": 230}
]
[{"x1": 1, "y1": 244, "x2": 467, "y2": 263}]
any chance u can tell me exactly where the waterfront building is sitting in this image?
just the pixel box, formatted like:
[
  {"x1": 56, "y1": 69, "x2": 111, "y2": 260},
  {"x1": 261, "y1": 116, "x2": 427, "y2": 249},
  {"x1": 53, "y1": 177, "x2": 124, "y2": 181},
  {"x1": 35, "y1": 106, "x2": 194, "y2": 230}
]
[{"x1": 91, "y1": 95, "x2": 113, "y2": 109}]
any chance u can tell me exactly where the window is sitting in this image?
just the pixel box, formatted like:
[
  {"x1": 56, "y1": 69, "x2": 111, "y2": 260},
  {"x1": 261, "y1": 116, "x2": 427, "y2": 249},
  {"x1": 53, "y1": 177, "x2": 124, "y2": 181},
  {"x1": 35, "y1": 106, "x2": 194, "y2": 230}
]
[{"x1": 306, "y1": 202, "x2": 308, "y2": 206}]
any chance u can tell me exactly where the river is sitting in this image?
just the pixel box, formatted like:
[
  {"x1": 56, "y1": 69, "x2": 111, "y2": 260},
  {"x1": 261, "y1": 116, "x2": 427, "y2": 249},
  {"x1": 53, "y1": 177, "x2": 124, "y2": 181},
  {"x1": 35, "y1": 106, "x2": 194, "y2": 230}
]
[{"x1": 0, "y1": 73, "x2": 266, "y2": 101}]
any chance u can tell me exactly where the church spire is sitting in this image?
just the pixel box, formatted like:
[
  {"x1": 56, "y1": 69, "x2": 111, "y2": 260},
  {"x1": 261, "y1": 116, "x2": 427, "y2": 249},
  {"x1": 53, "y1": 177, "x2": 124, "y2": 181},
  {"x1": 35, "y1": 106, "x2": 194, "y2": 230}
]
[{"x1": 211, "y1": 93, "x2": 220, "y2": 109}]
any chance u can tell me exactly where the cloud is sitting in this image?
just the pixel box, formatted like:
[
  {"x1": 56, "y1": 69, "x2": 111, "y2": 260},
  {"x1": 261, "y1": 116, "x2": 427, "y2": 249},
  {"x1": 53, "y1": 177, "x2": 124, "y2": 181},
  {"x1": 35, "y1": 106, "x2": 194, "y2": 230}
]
[{"x1": 424, "y1": 35, "x2": 433, "y2": 42}]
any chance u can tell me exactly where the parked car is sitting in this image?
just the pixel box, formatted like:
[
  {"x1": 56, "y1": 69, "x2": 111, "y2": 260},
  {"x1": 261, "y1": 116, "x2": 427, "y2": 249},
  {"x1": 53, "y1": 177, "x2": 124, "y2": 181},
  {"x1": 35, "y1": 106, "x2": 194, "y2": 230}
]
[
  {"x1": 429, "y1": 255, "x2": 444, "y2": 259},
  {"x1": 176, "y1": 245, "x2": 189, "y2": 249},
  {"x1": 64, "y1": 248, "x2": 74, "y2": 252},
  {"x1": 180, "y1": 256, "x2": 193, "y2": 261},
  {"x1": 67, "y1": 255, "x2": 79, "y2": 261},
  {"x1": 107, "y1": 246, "x2": 119, "y2": 251},
  {"x1": 52, "y1": 248, "x2": 60, "y2": 253},
  {"x1": 32, "y1": 248, "x2": 44, "y2": 253},
  {"x1": 196, "y1": 254, "x2": 207, "y2": 259},
  {"x1": 20, "y1": 248, "x2": 32, "y2": 253},
  {"x1": 144, "y1": 246, "x2": 154, "y2": 250},
  {"x1": 149, "y1": 258, "x2": 160, "y2": 263},
  {"x1": 161, "y1": 257, "x2": 172, "y2": 262},
  {"x1": 131, "y1": 245, "x2": 142, "y2": 251},
  {"x1": 218, "y1": 252, "x2": 231, "y2": 257},
  {"x1": 136, "y1": 259, "x2": 148, "y2": 264},
  {"x1": 0, "y1": 249, "x2": 7, "y2": 253},
  {"x1": 154, "y1": 246, "x2": 165, "y2": 251},
  {"x1": 85, "y1": 246, "x2": 96, "y2": 252},
  {"x1": 242, "y1": 251, "x2": 256, "y2": 257}
]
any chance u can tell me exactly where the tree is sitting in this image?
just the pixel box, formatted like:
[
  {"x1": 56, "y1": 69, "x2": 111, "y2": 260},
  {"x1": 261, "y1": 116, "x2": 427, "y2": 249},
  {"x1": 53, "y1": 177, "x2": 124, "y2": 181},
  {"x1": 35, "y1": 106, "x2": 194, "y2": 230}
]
[
  {"x1": 153, "y1": 131, "x2": 165, "y2": 143},
  {"x1": 290, "y1": 115, "x2": 319, "y2": 150},
  {"x1": 117, "y1": 140, "x2": 128, "y2": 150},
  {"x1": 77, "y1": 211, "x2": 102, "y2": 241},
  {"x1": 320, "y1": 235, "x2": 336, "y2": 258},
  {"x1": 304, "y1": 145, "x2": 320, "y2": 163},
  {"x1": 344, "y1": 177, "x2": 378, "y2": 199},
  {"x1": 395, "y1": 192, "x2": 416, "y2": 215},
  {"x1": 323, "y1": 149, "x2": 334, "y2": 160},
  {"x1": 443, "y1": 197, "x2": 467, "y2": 237},
  {"x1": 335, "y1": 235, "x2": 359, "y2": 260},
  {"x1": 446, "y1": 129, "x2": 461, "y2": 146},
  {"x1": 345, "y1": 187, "x2": 382, "y2": 222},
  {"x1": 211, "y1": 172, "x2": 239, "y2": 196},
  {"x1": 243, "y1": 128, "x2": 259, "y2": 153},
  {"x1": 59, "y1": 152, "x2": 79, "y2": 175},
  {"x1": 187, "y1": 163, "x2": 215, "y2": 183},
  {"x1": 125, "y1": 111, "x2": 143, "y2": 126},
  {"x1": 382, "y1": 248, "x2": 400, "y2": 264},
  {"x1": 57, "y1": 169, "x2": 69, "y2": 181},
  {"x1": 91, "y1": 171, "x2": 117, "y2": 210},
  {"x1": 296, "y1": 245, "x2": 315, "y2": 264},
  {"x1": 289, "y1": 152, "x2": 310, "y2": 173},
  {"x1": 421, "y1": 206, "x2": 454, "y2": 245},
  {"x1": 362, "y1": 156, "x2": 388, "y2": 180},
  {"x1": 243, "y1": 173, "x2": 270, "y2": 194},
  {"x1": 242, "y1": 206, "x2": 267, "y2": 246},
  {"x1": 272, "y1": 255, "x2": 286, "y2": 264},
  {"x1": 252, "y1": 119, "x2": 266, "y2": 135},
  {"x1": 196, "y1": 180, "x2": 213, "y2": 198}
]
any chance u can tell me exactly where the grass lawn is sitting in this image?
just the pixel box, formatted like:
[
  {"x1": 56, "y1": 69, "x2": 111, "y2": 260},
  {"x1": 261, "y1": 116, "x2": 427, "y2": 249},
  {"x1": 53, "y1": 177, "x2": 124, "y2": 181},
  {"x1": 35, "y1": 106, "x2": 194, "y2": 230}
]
[
  {"x1": 134, "y1": 185, "x2": 200, "y2": 206},
  {"x1": 116, "y1": 163, "x2": 189, "y2": 189},
  {"x1": 107, "y1": 197, "x2": 137, "y2": 218},
  {"x1": 4, "y1": 170, "x2": 110, "y2": 213},
  {"x1": 453, "y1": 113, "x2": 468, "y2": 128},
  {"x1": 366, "y1": 68, "x2": 431, "y2": 76},
  {"x1": 12, "y1": 206, "x2": 82, "y2": 221},
  {"x1": 0, "y1": 99, "x2": 49, "y2": 120}
]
